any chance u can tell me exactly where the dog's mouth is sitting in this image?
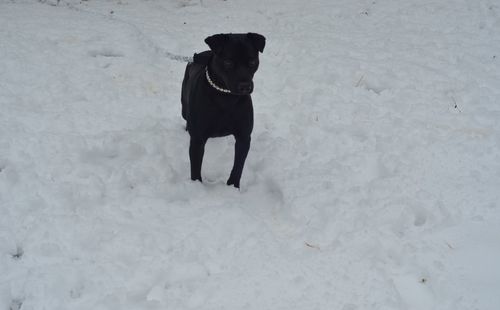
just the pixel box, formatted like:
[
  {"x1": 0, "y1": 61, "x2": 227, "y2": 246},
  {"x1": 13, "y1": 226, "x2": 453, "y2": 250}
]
[
  {"x1": 206, "y1": 67, "x2": 254, "y2": 95},
  {"x1": 206, "y1": 66, "x2": 255, "y2": 95},
  {"x1": 233, "y1": 81, "x2": 254, "y2": 95}
]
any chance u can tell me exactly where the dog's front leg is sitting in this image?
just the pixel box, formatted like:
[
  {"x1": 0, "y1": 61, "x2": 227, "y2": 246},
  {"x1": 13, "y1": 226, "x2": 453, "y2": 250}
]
[
  {"x1": 189, "y1": 136, "x2": 206, "y2": 182},
  {"x1": 227, "y1": 135, "x2": 251, "y2": 188}
]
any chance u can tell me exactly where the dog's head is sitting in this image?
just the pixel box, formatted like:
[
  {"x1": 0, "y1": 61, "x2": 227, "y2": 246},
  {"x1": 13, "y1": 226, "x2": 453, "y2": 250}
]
[{"x1": 205, "y1": 33, "x2": 265, "y2": 95}]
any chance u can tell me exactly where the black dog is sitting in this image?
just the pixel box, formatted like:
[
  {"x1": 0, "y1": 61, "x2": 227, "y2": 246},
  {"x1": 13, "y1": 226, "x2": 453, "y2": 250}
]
[{"x1": 181, "y1": 33, "x2": 265, "y2": 188}]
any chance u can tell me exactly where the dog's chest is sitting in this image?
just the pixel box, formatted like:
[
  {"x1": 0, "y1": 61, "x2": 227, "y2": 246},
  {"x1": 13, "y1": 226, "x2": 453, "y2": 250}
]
[{"x1": 207, "y1": 106, "x2": 239, "y2": 137}]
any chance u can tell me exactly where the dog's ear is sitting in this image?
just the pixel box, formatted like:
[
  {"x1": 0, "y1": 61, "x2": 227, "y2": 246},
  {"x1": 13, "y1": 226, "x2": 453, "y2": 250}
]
[
  {"x1": 205, "y1": 34, "x2": 228, "y2": 54},
  {"x1": 247, "y1": 33, "x2": 266, "y2": 53}
]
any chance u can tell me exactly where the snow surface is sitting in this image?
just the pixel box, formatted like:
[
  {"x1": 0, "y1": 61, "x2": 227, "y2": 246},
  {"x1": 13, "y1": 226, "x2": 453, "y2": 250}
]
[{"x1": 1, "y1": 0, "x2": 500, "y2": 309}]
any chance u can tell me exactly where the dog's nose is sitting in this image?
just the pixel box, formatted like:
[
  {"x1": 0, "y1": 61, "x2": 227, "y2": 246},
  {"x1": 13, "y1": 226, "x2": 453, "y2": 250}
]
[{"x1": 237, "y1": 82, "x2": 253, "y2": 94}]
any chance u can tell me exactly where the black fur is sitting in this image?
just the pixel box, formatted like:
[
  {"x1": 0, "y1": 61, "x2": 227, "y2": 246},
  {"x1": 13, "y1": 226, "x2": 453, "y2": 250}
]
[{"x1": 181, "y1": 33, "x2": 266, "y2": 188}]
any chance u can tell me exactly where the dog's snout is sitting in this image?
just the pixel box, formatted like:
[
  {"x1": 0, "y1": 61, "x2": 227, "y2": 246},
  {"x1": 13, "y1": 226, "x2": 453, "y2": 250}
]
[{"x1": 237, "y1": 82, "x2": 253, "y2": 94}]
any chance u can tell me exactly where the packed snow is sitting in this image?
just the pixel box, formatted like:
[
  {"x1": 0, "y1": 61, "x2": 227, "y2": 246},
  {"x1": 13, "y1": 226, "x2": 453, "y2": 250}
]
[{"x1": 1, "y1": 0, "x2": 500, "y2": 309}]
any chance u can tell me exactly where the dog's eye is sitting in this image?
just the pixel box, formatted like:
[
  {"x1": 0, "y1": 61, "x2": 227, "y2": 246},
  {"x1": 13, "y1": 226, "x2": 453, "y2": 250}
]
[
  {"x1": 248, "y1": 59, "x2": 258, "y2": 67},
  {"x1": 223, "y1": 60, "x2": 234, "y2": 69}
]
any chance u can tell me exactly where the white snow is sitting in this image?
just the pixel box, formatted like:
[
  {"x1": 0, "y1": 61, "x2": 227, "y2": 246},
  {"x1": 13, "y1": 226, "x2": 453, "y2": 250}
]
[{"x1": 1, "y1": 0, "x2": 500, "y2": 309}]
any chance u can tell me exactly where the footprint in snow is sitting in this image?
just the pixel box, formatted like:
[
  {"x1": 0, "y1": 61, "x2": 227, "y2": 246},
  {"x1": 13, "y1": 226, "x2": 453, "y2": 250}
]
[
  {"x1": 88, "y1": 48, "x2": 124, "y2": 58},
  {"x1": 11, "y1": 246, "x2": 24, "y2": 260},
  {"x1": 413, "y1": 209, "x2": 427, "y2": 227},
  {"x1": 411, "y1": 206, "x2": 428, "y2": 227},
  {"x1": 70, "y1": 283, "x2": 84, "y2": 299},
  {"x1": 9, "y1": 299, "x2": 24, "y2": 310},
  {"x1": 265, "y1": 178, "x2": 285, "y2": 203}
]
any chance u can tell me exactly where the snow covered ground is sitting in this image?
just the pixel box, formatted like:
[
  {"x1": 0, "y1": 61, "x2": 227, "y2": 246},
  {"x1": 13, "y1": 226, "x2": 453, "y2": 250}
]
[{"x1": 1, "y1": 0, "x2": 500, "y2": 309}]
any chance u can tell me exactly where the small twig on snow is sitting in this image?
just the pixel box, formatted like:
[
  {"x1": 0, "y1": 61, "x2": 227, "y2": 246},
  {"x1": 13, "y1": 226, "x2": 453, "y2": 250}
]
[
  {"x1": 305, "y1": 242, "x2": 320, "y2": 250},
  {"x1": 445, "y1": 241, "x2": 455, "y2": 249},
  {"x1": 355, "y1": 75, "x2": 365, "y2": 87},
  {"x1": 451, "y1": 96, "x2": 462, "y2": 113}
]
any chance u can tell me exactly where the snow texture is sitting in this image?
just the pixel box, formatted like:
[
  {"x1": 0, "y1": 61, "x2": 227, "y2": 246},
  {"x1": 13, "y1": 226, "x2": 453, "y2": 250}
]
[{"x1": 1, "y1": 0, "x2": 500, "y2": 309}]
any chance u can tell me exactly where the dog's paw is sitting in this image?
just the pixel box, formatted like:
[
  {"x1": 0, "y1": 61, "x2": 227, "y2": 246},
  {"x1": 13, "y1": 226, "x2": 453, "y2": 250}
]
[
  {"x1": 191, "y1": 176, "x2": 202, "y2": 183},
  {"x1": 226, "y1": 178, "x2": 240, "y2": 188}
]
